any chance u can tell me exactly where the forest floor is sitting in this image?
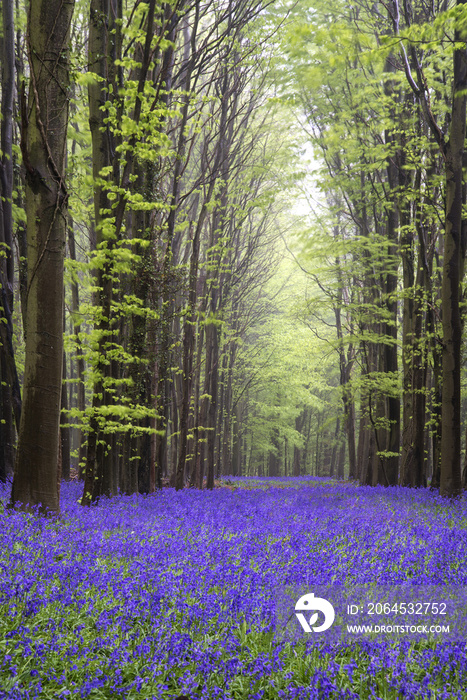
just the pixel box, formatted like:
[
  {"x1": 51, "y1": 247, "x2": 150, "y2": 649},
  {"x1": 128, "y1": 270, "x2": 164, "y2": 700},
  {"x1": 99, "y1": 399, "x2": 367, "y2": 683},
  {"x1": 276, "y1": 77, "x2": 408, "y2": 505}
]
[{"x1": 0, "y1": 477, "x2": 466, "y2": 698}]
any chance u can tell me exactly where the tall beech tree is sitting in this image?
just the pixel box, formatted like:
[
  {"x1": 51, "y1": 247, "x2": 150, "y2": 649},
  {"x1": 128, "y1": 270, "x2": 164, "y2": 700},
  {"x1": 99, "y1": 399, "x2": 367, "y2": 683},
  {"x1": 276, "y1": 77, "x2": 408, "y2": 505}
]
[
  {"x1": 10, "y1": 0, "x2": 74, "y2": 512},
  {"x1": 388, "y1": 0, "x2": 467, "y2": 495},
  {"x1": 0, "y1": 0, "x2": 21, "y2": 482}
]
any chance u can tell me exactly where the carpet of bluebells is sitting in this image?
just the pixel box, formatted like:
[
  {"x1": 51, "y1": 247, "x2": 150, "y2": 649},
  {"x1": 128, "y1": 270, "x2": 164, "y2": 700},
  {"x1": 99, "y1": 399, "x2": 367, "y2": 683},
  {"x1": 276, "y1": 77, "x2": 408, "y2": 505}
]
[{"x1": 1, "y1": 477, "x2": 467, "y2": 699}]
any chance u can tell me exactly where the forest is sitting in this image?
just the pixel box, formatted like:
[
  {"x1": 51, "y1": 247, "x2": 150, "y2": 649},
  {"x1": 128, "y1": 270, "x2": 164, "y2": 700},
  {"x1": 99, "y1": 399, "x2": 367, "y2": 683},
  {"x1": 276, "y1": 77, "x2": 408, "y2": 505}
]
[
  {"x1": 1, "y1": 0, "x2": 467, "y2": 510},
  {"x1": 3, "y1": 1, "x2": 467, "y2": 698}
]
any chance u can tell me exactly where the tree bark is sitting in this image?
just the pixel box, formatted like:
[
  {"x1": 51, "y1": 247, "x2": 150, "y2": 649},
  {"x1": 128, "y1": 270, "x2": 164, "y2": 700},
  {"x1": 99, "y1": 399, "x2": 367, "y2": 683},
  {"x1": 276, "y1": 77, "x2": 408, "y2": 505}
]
[
  {"x1": 440, "y1": 8, "x2": 467, "y2": 497},
  {"x1": 1, "y1": 0, "x2": 15, "y2": 311},
  {"x1": 60, "y1": 348, "x2": 71, "y2": 481},
  {"x1": 11, "y1": 0, "x2": 74, "y2": 513},
  {"x1": 67, "y1": 213, "x2": 86, "y2": 475},
  {"x1": 0, "y1": 0, "x2": 19, "y2": 478}
]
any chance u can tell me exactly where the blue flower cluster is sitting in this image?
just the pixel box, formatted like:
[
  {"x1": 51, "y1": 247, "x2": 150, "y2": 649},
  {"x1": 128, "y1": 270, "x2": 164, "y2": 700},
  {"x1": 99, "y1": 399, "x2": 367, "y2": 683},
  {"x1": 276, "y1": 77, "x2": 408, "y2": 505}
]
[{"x1": 1, "y1": 477, "x2": 467, "y2": 699}]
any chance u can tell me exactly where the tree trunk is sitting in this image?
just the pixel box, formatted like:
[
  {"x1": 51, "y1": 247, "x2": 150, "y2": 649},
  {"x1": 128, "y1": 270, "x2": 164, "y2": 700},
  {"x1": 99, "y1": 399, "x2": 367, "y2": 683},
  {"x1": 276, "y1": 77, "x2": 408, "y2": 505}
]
[
  {"x1": 1, "y1": 0, "x2": 15, "y2": 312},
  {"x1": 440, "y1": 12, "x2": 467, "y2": 497},
  {"x1": 0, "y1": 0, "x2": 19, "y2": 478},
  {"x1": 60, "y1": 349, "x2": 71, "y2": 481},
  {"x1": 67, "y1": 213, "x2": 86, "y2": 475},
  {"x1": 11, "y1": 0, "x2": 74, "y2": 513},
  {"x1": 381, "y1": 55, "x2": 401, "y2": 486},
  {"x1": 205, "y1": 319, "x2": 219, "y2": 490}
]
